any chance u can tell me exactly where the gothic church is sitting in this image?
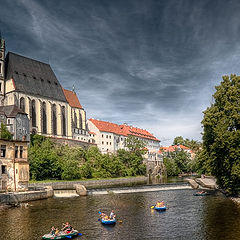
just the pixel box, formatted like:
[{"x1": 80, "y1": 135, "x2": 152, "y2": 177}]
[{"x1": 0, "y1": 37, "x2": 88, "y2": 142}]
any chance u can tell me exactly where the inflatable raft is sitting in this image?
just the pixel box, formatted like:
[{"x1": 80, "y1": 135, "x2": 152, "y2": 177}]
[
  {"x1": 194, "y1": 192, "x2": 209, "y2": 196},
  {"x1": 154, "y1": 206, "x2": 167, "y2": 211},
  {"x1": 42, "y1": 230, "x2": 79, "y2": 239},
  {"x1": 101, "y1": 218, "x2": 117, "y2": 225}
]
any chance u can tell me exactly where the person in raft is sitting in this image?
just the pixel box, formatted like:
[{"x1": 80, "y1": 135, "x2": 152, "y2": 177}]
[
  {"x1": 110, "y1": 210, "x2": 116, "y2": 219},
  {"x1": 55, "y1": 228, "x2": 59, "y2": 236},
  {"x1": 50, "y1": 226, "x2": 56, "y2": 236},
  {"x1": 156, "y1": 201, "x2": 164, "y2": 207},
  {"x1": 62, "y1": 222, "x2": 73, "y2": 233}
]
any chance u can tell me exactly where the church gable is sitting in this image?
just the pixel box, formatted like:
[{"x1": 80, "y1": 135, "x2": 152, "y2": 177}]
[{"x1": 5, "y1": 52, "x2": 67, "y2": 102}]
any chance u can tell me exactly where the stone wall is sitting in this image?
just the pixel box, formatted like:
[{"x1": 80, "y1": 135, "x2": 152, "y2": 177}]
[
  {"x1": 49, "y1": 137, "x2": 96, "y2": 148},
  {"x1": 0, "y1": 186, "x2": 53, "y2": 205}
]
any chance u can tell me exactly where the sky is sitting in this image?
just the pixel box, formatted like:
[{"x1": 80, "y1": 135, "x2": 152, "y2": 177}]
[{"x1": 1, "y1": 0, "x2": 240, "y2": 145}]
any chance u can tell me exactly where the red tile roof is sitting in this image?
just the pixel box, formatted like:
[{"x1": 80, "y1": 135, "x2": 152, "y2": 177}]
[
  {"x1": 89, "y1": 119, "x2": 159, "y2": 142},
  {"x1": 162, "y1": 145, "x2": 191, "y2": 152},
  {"x1": 89, "y1": 132, "x2": 96, "y2": 135},
  {"x1": 63, "y1": 88, "x2": 83, "y2": 109}
]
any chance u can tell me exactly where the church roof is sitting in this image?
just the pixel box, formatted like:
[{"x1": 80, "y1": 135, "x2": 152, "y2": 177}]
[
  {"x1": 5, "y1": 52, "x2": 67, "y2": 102},
  {"x1": 0, "y1": 105, "x2": 27, "y2": 117},
  {"x1": 62, "y1": 88, "x2": 83, "y2": 109}
]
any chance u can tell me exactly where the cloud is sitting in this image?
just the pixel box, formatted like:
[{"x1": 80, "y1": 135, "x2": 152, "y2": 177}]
[{"x1": 1, "y1": 0, "x2": 240, "y2": 145}]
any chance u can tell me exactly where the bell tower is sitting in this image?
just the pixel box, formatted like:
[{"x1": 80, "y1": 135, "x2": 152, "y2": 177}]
[{"x1": 0, "y1": 36, "x2": 5, "y2": 105}]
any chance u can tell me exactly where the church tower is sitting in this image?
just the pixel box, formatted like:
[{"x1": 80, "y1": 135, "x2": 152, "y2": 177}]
[{"x1": 0, "y1": 37, "x2": 5, "y2": 105}]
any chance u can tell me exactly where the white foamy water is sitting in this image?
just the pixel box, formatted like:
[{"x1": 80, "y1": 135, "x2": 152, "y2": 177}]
[
  {"x1": 53, "y1": 190, "x2": 79, "y2": 198},
  {"x1": 90, "y1": 185, "x2": 192, "y2": 195}
]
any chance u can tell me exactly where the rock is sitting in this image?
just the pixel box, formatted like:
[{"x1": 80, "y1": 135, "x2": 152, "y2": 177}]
[
  {"x1": 75, "y1": 184, "x2": 87, "y2": 196},
  {"x1": 186, "y1": 179, "x2": 199, "y2": 189}
]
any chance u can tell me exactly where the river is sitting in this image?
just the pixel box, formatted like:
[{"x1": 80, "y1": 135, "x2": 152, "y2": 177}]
[{"x1": 0, "y1": 181, "x2": 240, "y2": 240}]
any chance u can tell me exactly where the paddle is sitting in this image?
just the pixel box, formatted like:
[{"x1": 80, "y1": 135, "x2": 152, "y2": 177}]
[
  {"x1": 78, "y1": 233, "x2": 83, "y2": 236},
  {"x1": 66, "y1": 236, "x2": 72, "y2": 239}
]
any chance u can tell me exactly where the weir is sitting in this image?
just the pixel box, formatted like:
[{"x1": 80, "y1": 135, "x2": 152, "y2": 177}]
[
  {"x1": 53, "y1": 189, "x2": 79, "y2": 198},
  {"x1": 88, "y1": 183, "x2": 192, "y2": 195}
]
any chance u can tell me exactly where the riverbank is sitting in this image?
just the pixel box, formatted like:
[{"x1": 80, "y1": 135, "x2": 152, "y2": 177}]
[
  {"x1": 29, "y1": 176, "x2": 148, "y2": 190},
  {"x1": 0, "y1": 176, "x2": 148, "y2": 206}
]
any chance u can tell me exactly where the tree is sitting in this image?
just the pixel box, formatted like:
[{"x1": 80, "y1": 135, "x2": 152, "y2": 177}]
[
  {"x1": 0, "y1": 123, "x2": 12, "y2": 140},
  {"x1": 173, "y1": 136, "x2": 185, "y2": 145},
  {"x1": 124, "y1": 135, "x2": 146, "y2": 154},
  {"x1": 201, "y1": 74, "x2": 240, "y2": 195}
]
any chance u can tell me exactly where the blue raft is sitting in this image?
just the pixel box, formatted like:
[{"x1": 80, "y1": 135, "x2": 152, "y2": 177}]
[
  {"x1": 101, "y1": 218, "x2": 117, "y2": 225},
  {"x1": 154, "y1": 206, "x2": 167, "y2": 211}
]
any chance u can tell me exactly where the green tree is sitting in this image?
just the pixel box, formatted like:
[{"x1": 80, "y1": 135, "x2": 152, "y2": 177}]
[
  {"x1": 201, "y1": 74, "x2": 240, "y2": 195},
  {"x1": 124, "y1": 135, "x2": 146, "y2": 154},
  {"x1": 173, "y1": 136, "x2": 185, "y2": 145},
  {"x1": 0, "y1": 123, "x2": 12, "y2": 140}
]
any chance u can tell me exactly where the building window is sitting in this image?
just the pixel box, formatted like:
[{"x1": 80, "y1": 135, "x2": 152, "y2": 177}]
[
  {"x1": 42, "y1": 102, "x2": 47, "y2": 134},
  {"x1": 1, "y1": 145, "x2": 6, "y2": 157},
  {"x1": 15, "y1": 146, "x2": 18, "y2": 158},
  {"x1": 102, "y1": 134, "x2": 104, "y2": 138},
  {"x1": 73, "y1": 110, "x2": 77, "y2": 128},
  {"x1": 31, "y1": 100, "x2": 36, "y2": 127},
  {"x1": 1, "y1": 165, "x2": 6, "y2": 174},
  {"x1": 7, "y1": 119, "x2": 10, "y2": 124},
  {"x1": 109, "y1": 136, "x2": 111, "y2": 139},
  {"x1": 0, "y1": 62, "x2": 1, "y2": 73},
  {"x1": 110, "y1": 142, "x2": 112, "y2": 145},
  {"x1": 52, "y1": 104, "x2": 57, "y2": 135},
  {"x1": 20, "y1": 97, "x2": 25, "y2": 112},
  {"x1": 79, "y1": 112, "x2": 82, "y2": 129},
  {"x1": 102, "y1": 141, "x2": 104, "y2": 145},
  {"x1": 106, "y1": 135, "x2": 108, "y2": 138},
  {"x1": 106, "y1": 142, "x2": 108, "y2": 145},
  {"x1": 20, "y1": 146, "x2": 23, "y2": 158},
  {"x1": 62, "y1": 106, "x2": 66, "y2": 136}
]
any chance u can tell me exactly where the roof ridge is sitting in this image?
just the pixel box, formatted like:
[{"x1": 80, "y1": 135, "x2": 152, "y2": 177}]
[{"x1": 7, "y1": 52, "x2": 51, "y2": 66}]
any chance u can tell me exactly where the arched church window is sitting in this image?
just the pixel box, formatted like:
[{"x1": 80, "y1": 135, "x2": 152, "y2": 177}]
[
  {"x1": 79, "y1": 111, "x2": 82, "y2": 129},
  {"x1": 52, "y1": 104, "x2": 57, "y2": 135},
  {"x1": 20, "y1": 97, "x2": 25, "y2": 112},
  {"x1": 31, "y1": 100, "x2": 36, "y2": 127},
  {"x1": 62, "y1": 106, "x2": 66, "y2": 136},
  {"x1": 73, "y1": 110, "x2": 77, "y2": 128},
  {"x1": 42, "y1": 102, "x2": 47, "y2": 134}
]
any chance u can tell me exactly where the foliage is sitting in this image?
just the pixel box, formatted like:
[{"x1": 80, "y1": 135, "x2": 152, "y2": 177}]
[
  {"x1": 28, "y1": 135, "x2": 146, "y2": 181},
  {"x1": 173, "y1": 136, "x2": 202, "y2": 151},
  {"x1": 163, "y1": 150, "x2": 192, "y2": 176},
  {"x1": 0, "y1": 123, "x2": 12, "y2": 140},
  {"x1": 201, "y1": 74, "x2": 240, "y2": 195},
  {"x1": 124, "y1": 135, "x2": 147, "y2": 154}
]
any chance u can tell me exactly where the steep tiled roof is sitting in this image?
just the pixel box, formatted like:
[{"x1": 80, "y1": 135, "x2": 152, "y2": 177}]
[
  {"x1": 63, "y1": 88, "x2": 83, "y2": 109},
  {"x1": 89, "y1": 119, "x2": 126, "y2": 135},
  {"x1": 89, "y1": 119, "x2": 159, "y2": 142},
  {"x1": 5, "y1": 52, "x2": 67, "y2": 102},
  {"x1": 120, "y1": 124, "x2": 160, "y2": 141},
  {"x1": 0, "y1": 105, "x2": 27, "y2": 117}
]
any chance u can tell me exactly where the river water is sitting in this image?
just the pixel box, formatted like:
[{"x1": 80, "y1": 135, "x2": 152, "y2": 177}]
[{"x1": 0, "y1": 181, "x2": 240, "y2": 240}]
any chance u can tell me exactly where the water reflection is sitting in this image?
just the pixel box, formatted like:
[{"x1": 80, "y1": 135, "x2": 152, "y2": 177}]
[{"x1": 0, "y1": 186, "x2": 240, "y2": 240}]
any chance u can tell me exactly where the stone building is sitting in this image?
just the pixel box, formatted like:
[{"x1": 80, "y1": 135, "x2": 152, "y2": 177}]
[
  {"x1": 0, "y1": 139, "x2": 29, "y2": 192},
  {"x1": 0, "y1": 105, "x2": 29, "y2": 141},
  {"x1": 0, "y1": 37, "x2": 88, "y2": 143},
  {"x1": 88, "y1": 119, "x2": 163, "y2": 170}
]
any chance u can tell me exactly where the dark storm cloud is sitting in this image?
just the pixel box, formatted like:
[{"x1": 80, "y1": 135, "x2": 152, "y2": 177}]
[{"x1": 1, "y1": 0, "x2": 240, "y2": 144}]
